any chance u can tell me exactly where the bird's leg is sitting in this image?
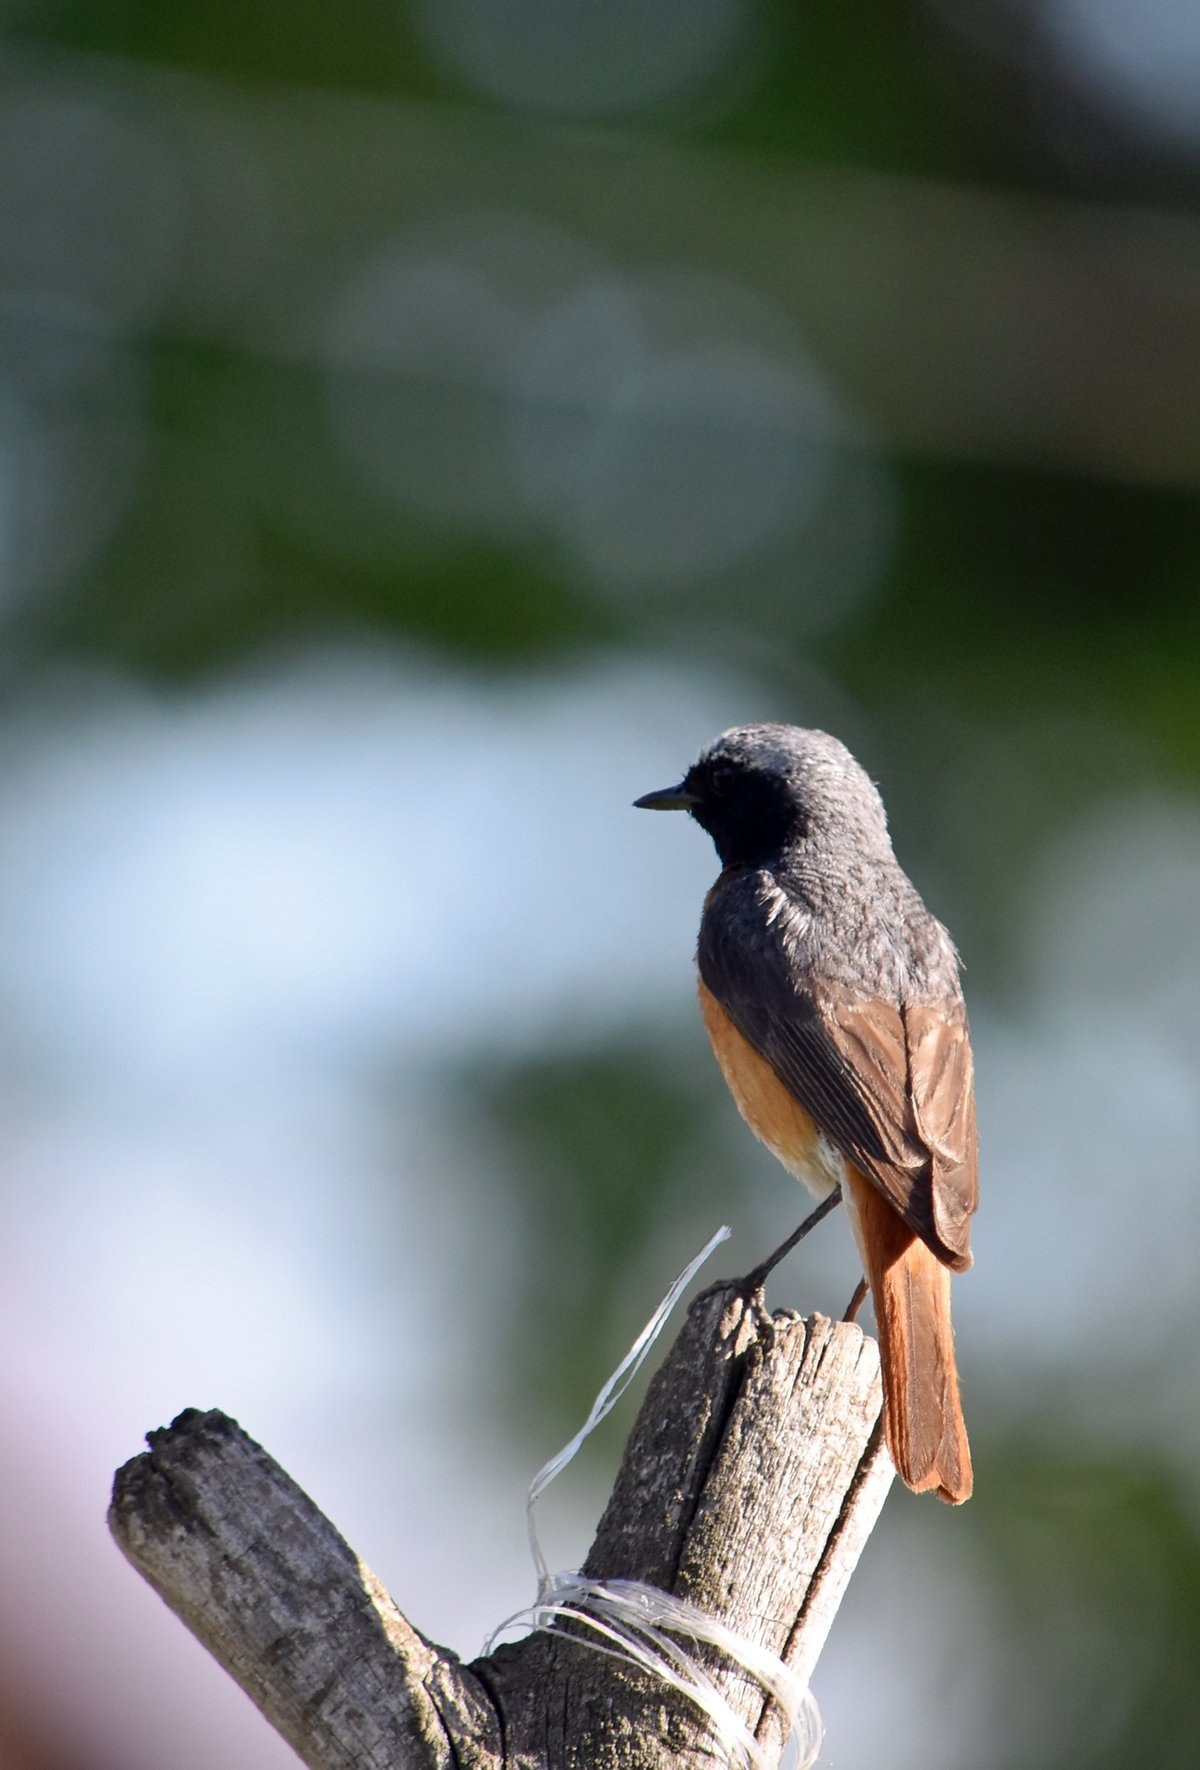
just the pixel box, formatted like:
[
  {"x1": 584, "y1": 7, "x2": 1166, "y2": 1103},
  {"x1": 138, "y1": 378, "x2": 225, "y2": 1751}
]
[
  {"x1": 696, "y1": 1188, "x2": 843, "y2": 1342},
  {"x1": 843, "y1": 1276, "x2": 869, "y2": 1323},
  {"x1": 741, "y1": 1186, "x2": 843, "y2": 1299}
]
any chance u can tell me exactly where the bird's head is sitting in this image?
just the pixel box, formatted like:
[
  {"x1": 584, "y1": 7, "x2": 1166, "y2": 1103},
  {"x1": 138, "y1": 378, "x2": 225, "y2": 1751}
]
[{"x1": 635, "y1": 723, "x2": 892, "y2": 868}]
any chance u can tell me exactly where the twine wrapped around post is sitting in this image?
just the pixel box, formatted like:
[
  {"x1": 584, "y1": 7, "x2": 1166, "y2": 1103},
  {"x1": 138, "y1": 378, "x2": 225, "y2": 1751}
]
[{"x1": 109, "y1": 1283, "x2": 893, "y2": 1770}]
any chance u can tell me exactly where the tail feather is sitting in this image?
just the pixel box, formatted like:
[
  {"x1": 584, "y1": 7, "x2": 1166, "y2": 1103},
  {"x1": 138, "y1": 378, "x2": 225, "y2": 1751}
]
[{"x1": 844, "y1": 1166, "x2": 972, "y2": 1504}]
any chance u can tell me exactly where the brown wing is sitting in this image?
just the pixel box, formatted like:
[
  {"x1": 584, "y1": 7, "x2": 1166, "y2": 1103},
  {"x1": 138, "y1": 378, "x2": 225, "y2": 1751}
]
[
  {"x1": 826, "y1": 994, "x2": 977, "y2": 1269},
  {"x1": 901, "y1": 998, "x2": 978, "y2": 1263},
  {"x1": 698, "y1": 919, "x2": 978, "y2": 1271}
]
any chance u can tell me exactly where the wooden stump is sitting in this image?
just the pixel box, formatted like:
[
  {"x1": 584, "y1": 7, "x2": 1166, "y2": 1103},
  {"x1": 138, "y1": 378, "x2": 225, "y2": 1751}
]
[{"x1": 110, "y1": 1286, "x2": 893, "y2": 1769}]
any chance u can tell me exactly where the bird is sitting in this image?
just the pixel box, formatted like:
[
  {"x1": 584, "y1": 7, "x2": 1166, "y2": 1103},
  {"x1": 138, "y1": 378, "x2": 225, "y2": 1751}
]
[{"x1": 635, "y1": 723, "x2": 977, "y2": 1503}]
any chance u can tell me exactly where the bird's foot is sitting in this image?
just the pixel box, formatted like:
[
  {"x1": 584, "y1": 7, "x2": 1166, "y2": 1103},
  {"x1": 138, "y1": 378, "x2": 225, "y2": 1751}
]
[{"x1": 694, "y1": 1271, "x2": 776, "y2": 1344}]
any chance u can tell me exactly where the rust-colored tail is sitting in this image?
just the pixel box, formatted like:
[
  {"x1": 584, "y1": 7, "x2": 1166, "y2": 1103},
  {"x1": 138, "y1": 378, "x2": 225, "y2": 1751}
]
[{"x1": 844, "y1": 1167, "x2": 973, "y2": 1504}]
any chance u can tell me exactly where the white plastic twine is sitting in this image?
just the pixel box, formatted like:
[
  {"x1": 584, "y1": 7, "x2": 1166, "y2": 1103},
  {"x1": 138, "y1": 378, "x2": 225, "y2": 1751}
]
[{"x1": 485, "y1": 1225, "x2": 824, "y2": 1770}]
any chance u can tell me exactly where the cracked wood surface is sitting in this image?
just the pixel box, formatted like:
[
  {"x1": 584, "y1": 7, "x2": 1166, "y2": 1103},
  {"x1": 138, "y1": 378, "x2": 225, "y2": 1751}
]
[{"x1": 109, "y1": 1285, "x2": 893, "y2": 1769}]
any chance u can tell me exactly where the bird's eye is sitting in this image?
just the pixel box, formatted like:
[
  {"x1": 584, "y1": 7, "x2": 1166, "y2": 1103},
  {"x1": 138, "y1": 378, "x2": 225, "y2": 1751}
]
[{"x1": 709, "y1": 762, "x2": 735, "y2": 797}]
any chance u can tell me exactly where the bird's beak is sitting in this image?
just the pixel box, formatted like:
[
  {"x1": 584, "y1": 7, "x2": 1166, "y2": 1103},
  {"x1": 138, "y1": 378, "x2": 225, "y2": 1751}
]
[{"x1": 633, "y1": 782, "x2": 699, "y2": 812}]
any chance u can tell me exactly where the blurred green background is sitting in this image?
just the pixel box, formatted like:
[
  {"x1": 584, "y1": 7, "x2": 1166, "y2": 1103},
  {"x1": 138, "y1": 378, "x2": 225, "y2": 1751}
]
[{"x1": 0, "y1": 3, "x2": 1198, "y2": 1767}]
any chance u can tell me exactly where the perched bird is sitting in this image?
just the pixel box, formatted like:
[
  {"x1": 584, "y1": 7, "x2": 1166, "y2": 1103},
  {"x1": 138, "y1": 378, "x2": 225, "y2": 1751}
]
[{"x1": 635, "y1": 723, "x2": 977, "y2": 1503}]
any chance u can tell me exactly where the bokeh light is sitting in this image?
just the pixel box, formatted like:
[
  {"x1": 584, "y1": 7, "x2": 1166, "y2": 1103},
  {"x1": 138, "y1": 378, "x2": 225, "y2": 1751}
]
[{"x1": 412, "y1": 0, "x2": 754, "y2": 119}]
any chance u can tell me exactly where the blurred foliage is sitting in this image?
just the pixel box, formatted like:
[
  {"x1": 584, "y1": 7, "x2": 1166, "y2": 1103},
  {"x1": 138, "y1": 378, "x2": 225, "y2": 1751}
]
[
  {"x1": 978, "y1": 1447, "x2": 1200, "y2": 1770},
  {"x1": 32, "y1": 393, "x2": 1200, "y2": 798},
  {"x1": 471, "y1": 1040, "x2": 715, "y2": 1430},
  {"x1": 19, "y1": 0, "x2": 1200, "y2": 198},
  {"x1": 11, "y1": 0, "x2": 978, "y2": 176},
  {"x1": 44, "y1": 341, "x2": 608, "y2": 675}
]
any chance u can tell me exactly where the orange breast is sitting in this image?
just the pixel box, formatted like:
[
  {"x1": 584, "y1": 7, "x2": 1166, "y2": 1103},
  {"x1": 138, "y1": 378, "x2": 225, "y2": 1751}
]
[{"x1": 698, "y1": 978, "x2": 845, "y2": 1200}]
